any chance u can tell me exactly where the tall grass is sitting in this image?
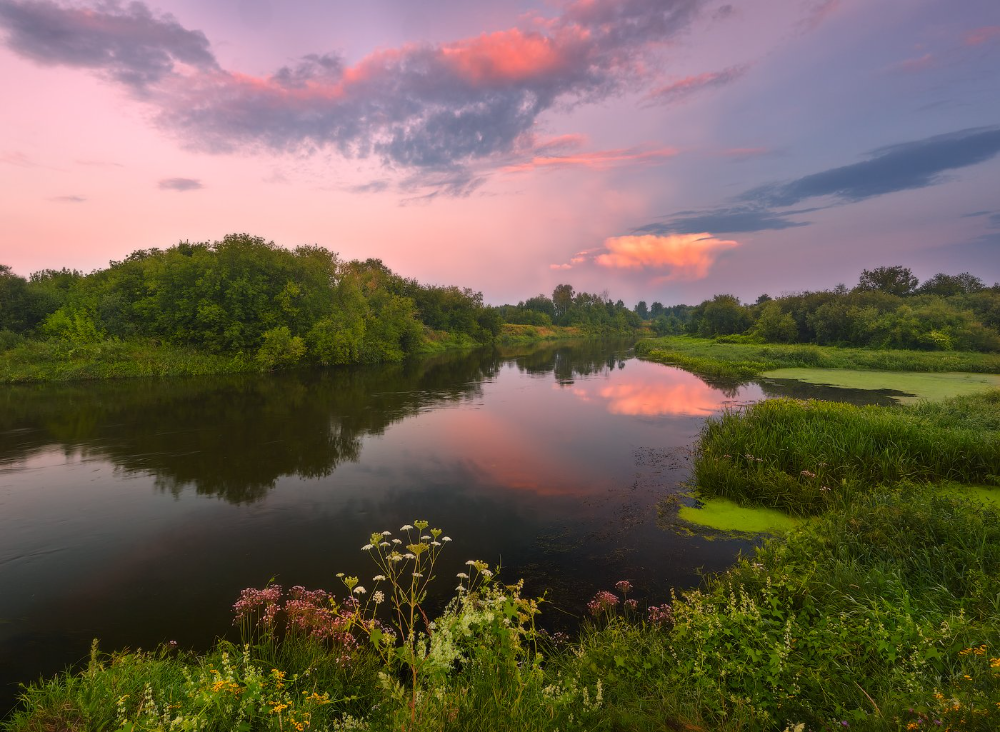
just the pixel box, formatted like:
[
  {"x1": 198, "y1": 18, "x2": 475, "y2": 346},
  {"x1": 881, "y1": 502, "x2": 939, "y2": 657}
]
[
  {"x1": 693, "y1": 392, "x2": 1000, "y2": 513},
  {"x1": 635, "y1": 335, "x2": 1000, "y2": 378},
  {"x1": 0, "y1": 338, "x2": 251, "y2": 384}
]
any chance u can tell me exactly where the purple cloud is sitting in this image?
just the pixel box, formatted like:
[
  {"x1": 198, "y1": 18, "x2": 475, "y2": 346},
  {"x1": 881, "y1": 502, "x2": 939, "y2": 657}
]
[
  {"x1": 0, "y1": 0, "x2": 706, "y2": 191},
  {"x1": 0, "y1": 0, "x2": 218, "y2": 91},
  {"x1": 158, "y1": 177, "x2": 202, "y2": 191}
]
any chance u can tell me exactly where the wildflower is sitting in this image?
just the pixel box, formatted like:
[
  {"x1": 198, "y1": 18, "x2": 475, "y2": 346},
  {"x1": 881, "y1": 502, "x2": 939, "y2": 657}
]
[
  {"x1": 647, "y1": 604, "x2": 674, "y2": 627},
  {"x1": 404, "y1": 553, "x2": 416, "y2": 560},
  {"x1": 381, "y1": 531, "x2": 392, "y2": 536},
  {"x1": 456, "y1": 585, "x2": 466, "y2": 592},
  {"x1": 379, "y1": 542, "x2": 390, "y2": 548},
  {"x1": 412, "y1": 572, "x2": 423, "y2": 578},
  {"x1": 615, "y1": 580, "x2": 633, "y2": 594},
  {"x1": 442, "y1": 537, "x2": 452, "y2": 542},
  {"x1": 420, "y1": 535, "x2": 432, "y2": 541},
  {"x1": 401, "y1": 524, "x2": 414, "y2": 531},
  {"x1": 373, "y1": 591, "x2": 385, "y2": 605},
  {"x1": 392, "y1": 539, "x2": 402, "y2": 544},
  {"x1": 362, "y1": 544, "x2": 374, "y2": 551},
  {"x1": 390, "y1": 554, "x2": 403, "y2": 562},
  {"x1": 353, "y1": 586, "x2": 367, "y2": 595},
  {"x1": 625, "y1": 599, "x2": 638, "y2": 611},
  {"x1": 431, "y1": 541, "x2": 441, "y2": 546},
  {"x1": 373, "y1": 575, "x2": 386, "y2": 581},
  {"x1": 456, "y1": 572, "x2": 469, "y2": 579},
  {"x1": 587, "y1": 590, "x2": 619, "y2": 616},
  {"x1": 481, "y1": 569, "x2": 493, "y2": 579},
  {"x1": 800, "y1": 470, "x2": 816, "y2": 478}
]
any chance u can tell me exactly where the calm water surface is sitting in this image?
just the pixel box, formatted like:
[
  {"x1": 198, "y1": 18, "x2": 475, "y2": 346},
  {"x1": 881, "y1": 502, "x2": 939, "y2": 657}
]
[{"x1": 0, "y1": 341, "x2": 768, "y2": 714}]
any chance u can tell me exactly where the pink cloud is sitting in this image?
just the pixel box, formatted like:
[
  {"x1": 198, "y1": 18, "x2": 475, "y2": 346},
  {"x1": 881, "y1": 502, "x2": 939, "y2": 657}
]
[
  {"x1": 0, "y1": 0, "x2": 701, "y2": 194},
  {"x1": 644, "y1": 65, "x2": 748, "y2": 105},
  {"x1": 501, "y1": 145, "x2": 677, "y2": 173},
  {"x1": 549, "y1": 263, "x2": 573, "y2": 270},
  {"x1": 965, "y1": 26, "x2": 1000, "y2": 46},
  {"x1": 594, "y1": 233, "x2": 739, "y2": 280},
  {"x1": 719, "y1": 146, "x2": 771, "y2": 159},
  {"x1": 889, "y1": 53, "x2": 935, "y2": 73}
]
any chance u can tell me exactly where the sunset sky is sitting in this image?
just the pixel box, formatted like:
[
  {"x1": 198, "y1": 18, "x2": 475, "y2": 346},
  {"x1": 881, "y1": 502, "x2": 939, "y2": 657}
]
[{"x1": 1, "y1": 0, "x2": 998, "y2": 305}]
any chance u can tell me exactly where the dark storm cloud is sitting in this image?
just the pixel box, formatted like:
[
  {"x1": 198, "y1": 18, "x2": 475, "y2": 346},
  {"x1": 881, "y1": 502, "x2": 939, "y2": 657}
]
[
  {"x1": 158, "y1": 177, "x2": 202, "y2": 191},
  {"x1": 636, "y1": 206, "x2": 812, "y2": 235},
  {"x1": 0, "y1": 0, "x2": 218, "y2": 91},
  {"x1": 742, "y1": 126, "x2": 1000, "y2": 208},
  {"x1": 645, "y1": 126, "x2": 1000, "y2": 235}
]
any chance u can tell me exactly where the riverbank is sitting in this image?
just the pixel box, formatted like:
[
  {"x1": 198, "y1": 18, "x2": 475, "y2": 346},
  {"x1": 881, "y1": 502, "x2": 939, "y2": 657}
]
[
  {"x1": 635, "y1": 335, "x2": 1000, "y2": 380},
  {"x1": 5, "y1": 489, "x2": 998, "y2": 731},
  {"x1": 6, "y1": 386, "x2": 999, "y2": 731},
  {"x1": 0, "y1": 325, "x2": 610, "y2": 384}
]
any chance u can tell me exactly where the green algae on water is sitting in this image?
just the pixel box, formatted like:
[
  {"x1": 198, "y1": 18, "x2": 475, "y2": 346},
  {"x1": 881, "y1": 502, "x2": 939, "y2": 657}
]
[
  {"x1": 760, "y1": 368, "x2": 1000, "y2": 403},
  {"x1": 678, "y1": 497, "x2": 801, "y2": 535}
]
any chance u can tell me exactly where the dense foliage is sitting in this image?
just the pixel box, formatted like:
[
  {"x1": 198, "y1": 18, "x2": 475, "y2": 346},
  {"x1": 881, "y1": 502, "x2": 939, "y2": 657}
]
[
  {"x1": 631, "y1": 265, "x2": 1000, "y2": 352},
  {"x1": 0, "y1": 235, "x2": 640, "y2": 379}
]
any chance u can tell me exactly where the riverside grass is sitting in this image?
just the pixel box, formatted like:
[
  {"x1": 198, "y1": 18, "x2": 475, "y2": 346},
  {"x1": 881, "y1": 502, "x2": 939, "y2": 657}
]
[
  {"x1": 635, "y1": 335, "x2": 1000, "y2": 381},
  {"x1": 0, "y1": 325, "x2": 594, "y2": 384},
  {"x1": 6, "y1": 491, "x2": 1000, "y2": 732},
  {"x1": 693, "y1": 390, "x2": 1000, "y2": 515}
]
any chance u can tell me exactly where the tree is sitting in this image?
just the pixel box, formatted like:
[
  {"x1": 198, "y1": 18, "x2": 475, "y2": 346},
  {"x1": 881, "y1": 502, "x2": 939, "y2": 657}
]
[
  {"x1": 649, "y1": 301, "x2": 664, "y2": 318},
  {"x1": 917, "y1": 272, "x2": 986, "y2": 297},
  {"x1": 635, "y1": 300, "x2": 648, "y2": 319},
  {"x1": 855, "y1": 266, "x2": 918, "y2": 297},
  {"x1": 552, "y1": 284, "x2": 575, "y2": 322},
  {"x1": 751, "y1": 302, "x2": 798, "y2": 343},
  {"x1": 755, "y1": 293, "x2": 772, "y2": 305},
  {"x1": 697, "y1": 294, "x2": 752, "y2": 337}
]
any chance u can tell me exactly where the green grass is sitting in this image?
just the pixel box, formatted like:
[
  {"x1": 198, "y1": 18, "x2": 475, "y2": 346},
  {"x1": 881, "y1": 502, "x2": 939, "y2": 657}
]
[
  {"x1": 692, "y1": 390, "x2": 1000, "y2": 514},
  {"x1": 635, "y1": 335, "x2": 1000, "y2": 380},
  {"x1": 761, "y1": 367, "x2": 1000, "y2": 403},
  {"x1": 0, "y1": 338, "x2": 252, "y2": 384}
]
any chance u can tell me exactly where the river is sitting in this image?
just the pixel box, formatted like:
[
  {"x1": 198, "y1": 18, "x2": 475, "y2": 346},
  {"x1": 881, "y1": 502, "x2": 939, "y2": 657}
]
[{"x1": 0, "y1": 340, "x2": 769, "y2": 715}]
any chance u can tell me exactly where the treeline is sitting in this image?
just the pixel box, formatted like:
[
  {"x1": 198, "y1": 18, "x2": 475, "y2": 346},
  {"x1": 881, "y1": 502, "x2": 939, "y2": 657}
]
[
  {"x1": 0, "y1": 234, "x2": 639, "y2": 370},
  {"x1": 635, "y1": 266, "x2": 1000, "y2": 352},
  {"x1": 499, "y1": 283, "x2": 642, "y2": 331}
]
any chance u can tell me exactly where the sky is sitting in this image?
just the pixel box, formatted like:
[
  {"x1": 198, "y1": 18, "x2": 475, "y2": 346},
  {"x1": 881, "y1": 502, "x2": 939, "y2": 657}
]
[{"x1": 0, "y1": 0, "x2": 998, "y2": 306}]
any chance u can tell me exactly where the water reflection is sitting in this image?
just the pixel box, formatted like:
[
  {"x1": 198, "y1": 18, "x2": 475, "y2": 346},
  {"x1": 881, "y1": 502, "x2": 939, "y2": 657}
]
[
  {"x1": 564, "y1": 368, "x2": 754, "y2": 417},
  {"x1": 0, "y1": 341, "x2": 764, "y2": 716}
]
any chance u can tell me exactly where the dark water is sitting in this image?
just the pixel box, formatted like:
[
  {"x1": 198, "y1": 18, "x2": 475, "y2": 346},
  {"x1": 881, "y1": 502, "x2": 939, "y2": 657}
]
[{"x1": 0, "y1": 341, "x2": 766, "y2": 716}]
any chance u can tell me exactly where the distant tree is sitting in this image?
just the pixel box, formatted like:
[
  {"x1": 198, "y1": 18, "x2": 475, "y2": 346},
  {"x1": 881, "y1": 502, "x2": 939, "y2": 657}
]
[
  {"x1": 917, "y1": 272, "x2": 986, "y2": 297},
  {"x1": 649, "y1": 301, "x2": 664, "y2": 318},
  {"x1": 755, "y1": 293, "x2": 772, "y2": 305},
  {"x1": 697, "y1": 294, "x2": 752, "y2": 337},
  {"x1": 855, "y1": 266, "x2": 918, "y2": 297},
  {"x1": 552, "y1": 284, "x2": 575, "y2": 321},
  {"x1": 521, "y1": 294, "x2": 555, "y2": 318},
  {"x1": 751, "y1": 302, "x2": 798, "y2": 343},
  {"x1": 635, "y1": 300, "x2": 648, "y2": 319}
]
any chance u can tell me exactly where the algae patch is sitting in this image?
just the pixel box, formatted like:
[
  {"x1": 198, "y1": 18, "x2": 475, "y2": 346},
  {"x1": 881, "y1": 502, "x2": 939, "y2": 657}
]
[
  {"x1": 937, "y1": 483, "x2": 1000, "y2": 508},
  {"x1": 678, "y1": 497, "x2": 801, "y2": 535},
  {"x1": 760, "y1": 368, "x2": 1000, "y2": 403}
]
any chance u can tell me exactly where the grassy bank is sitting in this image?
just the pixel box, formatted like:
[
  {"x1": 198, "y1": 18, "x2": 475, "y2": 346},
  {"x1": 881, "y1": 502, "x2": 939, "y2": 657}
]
[
  {"x1": 6, "y1": 489, "x2": 1000, "y2": 732},
  {"x1": 0, "y1": 338, "x2": 251, "y2": 384},
  {"x1": 635, "y1": 335, "x2": 1000, "y2": 380},
  {"x1": 0, "y1": 326, "x2": 603, "y2": 384},
  {"x1": 693, "y1": 390, "x2": 1000, "y2": 514}
]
